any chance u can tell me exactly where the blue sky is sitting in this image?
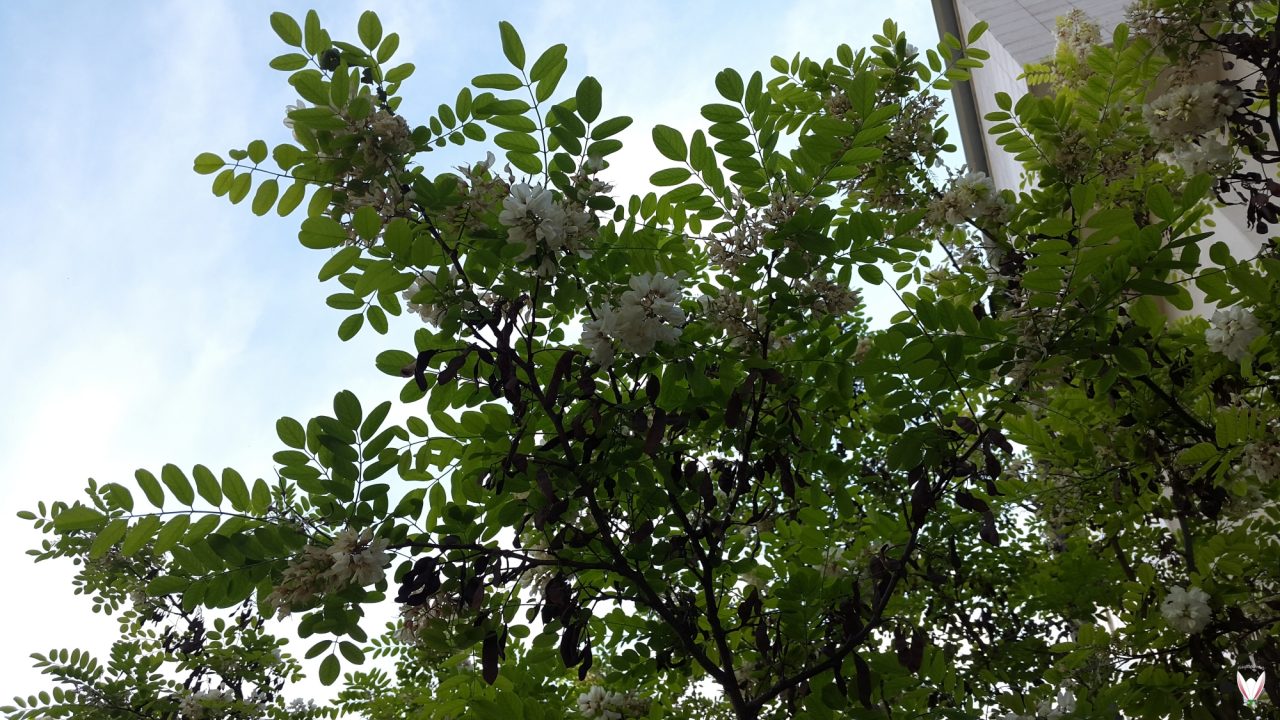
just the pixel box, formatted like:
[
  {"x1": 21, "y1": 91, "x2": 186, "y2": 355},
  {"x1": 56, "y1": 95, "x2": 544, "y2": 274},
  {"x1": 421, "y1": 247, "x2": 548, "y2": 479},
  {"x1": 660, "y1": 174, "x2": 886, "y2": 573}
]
[{"x1": 0, "y1": 0, "x2": 947, "y2": 705}]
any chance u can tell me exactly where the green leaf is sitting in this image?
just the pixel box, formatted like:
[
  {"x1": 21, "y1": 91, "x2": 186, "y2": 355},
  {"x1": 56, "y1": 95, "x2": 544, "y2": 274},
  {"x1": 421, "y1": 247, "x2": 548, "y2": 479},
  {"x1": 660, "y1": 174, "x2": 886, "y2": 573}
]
[
  {"x1": 1147, "y1": 183, "x2": 1175, "y2": 220},
  {"x1": 506, "y1": 151, "x2": 542, "y2": 174},
  {"x1": 715, "y1": 68, "x2": 744, "y2": 101},
  {"x1": 334, "y1": 390, "x2": 363, "y2": 431},
  {"x1": 228, "y1": 173, "x2": 252, "y2": 204},
  {"x1": 247, "y1": 139, "x2": 268, "y2": 164},
  {"x1": 222, "y1": 469, "x2": 251, "y2": 512},
  {"x1": 376, "y1": 33, "x2": 400, "y2": 64},
  {"x1": 652, "y1": 125, "x2": 687, "y2": 162},
  {"x1": 122, "y1": 515, "x2": 162, "y2": 556},
  {"x1": 473, "y1": 73, "x2": 524, "y2": 91},
  {"x1": 591, "y1": 116, "x2": 632, "y2": 140},
  {"x1": 495, "y1": 131, "x2": 539, "y2": 153},
  {"x1": 701, "y1": 103, "x2": 743, "y2": 123},
  {"x1": 251, "y1": 479, "x2": 272, "y2": 514},
  {"x1": 498, "y1": 21, "x2": 525, "y2": 69},
  {"x1": 89, "y1": 519, "x2": 127, "y2": 558},
  {"x1": 367, "y1": 305, "x2": 388, "y2": 334},
  {"x1": 319, "y1": 246, "x2": 361, "y2": 282},
  {"x1": 270, "y1": 12, "x2": 303, "y2": 47},
  {"x1": 859, "y1": 265, "x2": 884, "y2": 285},
  {"x1": 353, "y1": 205, "x2": 382, "y2": 240},
  {"x1": 55, "y1": 505, "x2": 105, "y2": 532},
  {"x1": 967, "y1": 20, "x2": 989, "y2": 44},
  {"x1": 339, "y1": 313, "x2": 364, "y2": 341},
  {"x1": 147, "y1": 575, "x2": 189, "y2": 596},
  {"x1": 339, "y1": 641, "x2": 366, "y2": 664},
  {"x1": 357, "y1": 11, "x2": 382, "y2": 50},
  {"x1": 319, "y1": 653, "x2": 341, "y2": 685},
  {"x1": 152, "y1": 515, "x2": 190, "y2": 554},
  {"x1": 135, "y1": 469, "x2": 165, "y2": 508},
  {"x1": 530, "y1": 44, "x2": 567, "y2": 82},
  {"x1": 277, "y1": 181, "x2": 306, "y2": 217},
  {"x1": 650, "y1": 168, "x2": 692, "y2": 186},
  {"x1": 303, "y1": 10, "x2": 324, "y2": 55},
  {"x1": 269, "y1": 53, "x2": 309, "y2": 71},
  {"x1": 385, "y1": 63, "x2": 415, "y2": 83},
  {"x1": 299, "y1": 217, "x2": 347, "y2": 249},
  {"x1": 161, "y1": 464, "x2": 196, "y2": 506},
  {"x1": 576, "y1": 76, "x2": 602, "y2": 123},
  {"x1": 251, "y1": 179, "x2": 279, "y2": 216},
  {"x1": 193, "y1": 464, "x2": 223, "y2": 506},
  {"x1": 193, "y1": 152, "x2": 224, "y2": 175}
]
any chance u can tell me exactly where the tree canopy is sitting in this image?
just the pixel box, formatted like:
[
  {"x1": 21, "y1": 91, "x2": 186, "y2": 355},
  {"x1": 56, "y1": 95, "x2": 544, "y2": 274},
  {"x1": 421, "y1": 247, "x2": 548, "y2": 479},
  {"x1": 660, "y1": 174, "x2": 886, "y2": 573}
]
[{"x1": 7, "y1": 1, "x2": 1280, "y2": 718}]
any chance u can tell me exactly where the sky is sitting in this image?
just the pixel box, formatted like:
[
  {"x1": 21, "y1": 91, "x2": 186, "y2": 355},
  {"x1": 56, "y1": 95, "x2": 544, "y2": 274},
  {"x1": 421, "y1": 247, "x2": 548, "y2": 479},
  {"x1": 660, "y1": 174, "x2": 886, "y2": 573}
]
[{"x1": 0, "y1": 0, "x2": 950, "y2": 707}]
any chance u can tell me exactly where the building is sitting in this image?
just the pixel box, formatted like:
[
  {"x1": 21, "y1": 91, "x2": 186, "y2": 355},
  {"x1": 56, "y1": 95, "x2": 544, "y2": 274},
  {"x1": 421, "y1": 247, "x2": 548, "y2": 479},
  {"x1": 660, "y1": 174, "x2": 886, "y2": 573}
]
[{"x1": 931, "y1": 0, "x2": 1265, "y2": 318}]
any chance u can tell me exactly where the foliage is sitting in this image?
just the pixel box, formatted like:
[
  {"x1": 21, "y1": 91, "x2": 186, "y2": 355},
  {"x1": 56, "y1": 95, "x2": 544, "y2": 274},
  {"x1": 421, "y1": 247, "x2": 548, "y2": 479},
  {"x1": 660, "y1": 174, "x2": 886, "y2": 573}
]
[{"x1": 7, "y1": 3, "x2": 1280, "y2": 719}]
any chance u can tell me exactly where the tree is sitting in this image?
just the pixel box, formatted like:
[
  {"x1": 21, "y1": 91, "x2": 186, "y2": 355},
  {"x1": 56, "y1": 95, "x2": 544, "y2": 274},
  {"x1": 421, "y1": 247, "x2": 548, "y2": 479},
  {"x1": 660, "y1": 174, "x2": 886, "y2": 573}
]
[{"x1": 6, "y1": 3, "x2": 1279, "y2": 718}]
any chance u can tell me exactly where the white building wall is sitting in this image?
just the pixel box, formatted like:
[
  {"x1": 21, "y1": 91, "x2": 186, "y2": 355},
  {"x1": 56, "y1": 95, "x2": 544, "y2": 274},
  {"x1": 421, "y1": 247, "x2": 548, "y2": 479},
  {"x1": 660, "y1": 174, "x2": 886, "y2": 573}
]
[{"x1": 948, "y1": 0, "x2": 1265, "y2": 320}]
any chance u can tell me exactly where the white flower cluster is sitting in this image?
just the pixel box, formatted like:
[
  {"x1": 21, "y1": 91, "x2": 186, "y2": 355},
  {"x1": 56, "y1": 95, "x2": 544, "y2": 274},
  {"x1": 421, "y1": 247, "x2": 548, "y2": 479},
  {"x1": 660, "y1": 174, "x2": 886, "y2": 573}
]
[
  {"x1": 1242, "y1": 442, "x2": 1280, "y2": 484},
  {"x1": 801, "y1": 276, "x2": 862, "y2": 315},
  {"x1": 1144, "y1": 81, "x2": 1246, "y2": 175},
  {"x1": 576, "y1": 686, "x2": 649, "y2": 720},
  {"x1": 1056, "y1": 10, "x2": 1100, "y2": 57},
  {"x1": 581, "y1": 273, "x2": 687, "y2": 366},
  {"x1": 395, "y1": 598, "x2": 459, "y2": 645},
  {"x1": 708, "y1": 193, "x2": 815, "y2": 272},
  {"x1": 499, "y1": 174, "x2": 605, "y2": 278},
  {"x1": 267, "y1": 528, "x2": 390, "y2": 619},
  {"x1": 925, "y1": 171, "x2": 1011, "y2": 227},
  {"x1": 1206, "y1": 306, "x2": 1264, "y2": 362},
  {"x1": 283, "y1": 96, "x2": 418, "y2": 247},
  {"x1": 1162, "y1": 585, "x2": 1212, "y2": 634},
  {"x1": 178, "y1": 688, "x2": 234, "y2": 720},
  {"x1": 445, "y1": 152, "x2": 510, "y2": 233},
  {"x1": 517, "y1": 533, "x2": 555, "y2": 594},
  {"x1": 999, "y1": 688, "x2": 1076, "y2": 720}
]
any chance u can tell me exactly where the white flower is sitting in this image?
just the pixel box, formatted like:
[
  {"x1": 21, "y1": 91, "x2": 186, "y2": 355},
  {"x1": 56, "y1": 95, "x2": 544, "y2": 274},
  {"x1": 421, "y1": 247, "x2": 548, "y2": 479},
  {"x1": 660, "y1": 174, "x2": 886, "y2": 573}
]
[
  {"x1": 926, "y1": 171, "x2": 1010, "y2": 227},
  {"x1": 500, "y1": 183, "x2": 568, "y2": 261},
  {"x1": 1146, "y1": 81, "x2": 1242, "y2": 142},
  {"x1": 1162, "y1": 585, "x2": 1211, "y2": 634},
  {"x1": 282, "y1": 99, "x2": 307, "y2": 130},
  {"x1": 1205, "y1": 306, "x2": 1263, "y2": 362},
  {"x1": 326, "y1": 528, "x2": 390, "y2": 586},
  {"x1": 402, "y1": 272, "x2": 447, "y2": 326},
  {"x1": 611, "y1": 273, "x2": 686, "y2": 354},
  {"x1": 581, "y1": 314, "x2": 615, "y2": 367},
  {"x1": 1243, "y1": 442, "x2": 1280, "y2": 483},
  {"x1": 577, "y1": 686, "x2": 610, "y2": 718}
]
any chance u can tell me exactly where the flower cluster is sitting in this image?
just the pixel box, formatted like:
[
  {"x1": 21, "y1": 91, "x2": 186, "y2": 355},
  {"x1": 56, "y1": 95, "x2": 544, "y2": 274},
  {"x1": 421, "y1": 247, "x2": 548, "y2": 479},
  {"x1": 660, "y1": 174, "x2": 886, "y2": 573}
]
[
  {"x1": 1144, "y1": 80, "x2": 1245, "y2": 175},
  {"x1": 581, "y1": 273, "x2": 687, "y2": 366},
  {"x1": 177, "y1": 688, "x2": 236, "y2": 720},
  {"x1": 1161, "y1": 585, "x2": 1212, "y2": 634},
  {"x1": 1205, "y1": 306, "x2": 1264, "y2": 362},
  {"x1": 283, "y1": 96, "x2": 419, "y2": 247},
  {"x1": 499, "y1": 172, "x2": 606, "y2": 278},
  {"x1": 708, "y1": 192, "x2": 815, "y2": 272},
  {"x1": 999, "y1": 687, "x2": 1076, "y2": 720},
  {"x1": 266, "y1": 528, "x2": 390, "y2": 619},
  {"x1": 1055, "y1": 9, "x2": 1101, "y2": 60},
  {"x1": 395, "y1": 598, "x2": 460, "y2": 645},
  {"x1": 800, "y1": 276, "x2": 862, "y2": 316},
  {"x1": 925, "y1": 171, "x2": 1011, "y2": 227},
  {"x1": 576, "y1": 686, "x2": 650, "y2": 719},
  {"x1": 1242, "y1": 441, "x2": 1280, "y2": 484},
  {"x1": 444, "y1": 152, "x2": 510, "y2": 233}
]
